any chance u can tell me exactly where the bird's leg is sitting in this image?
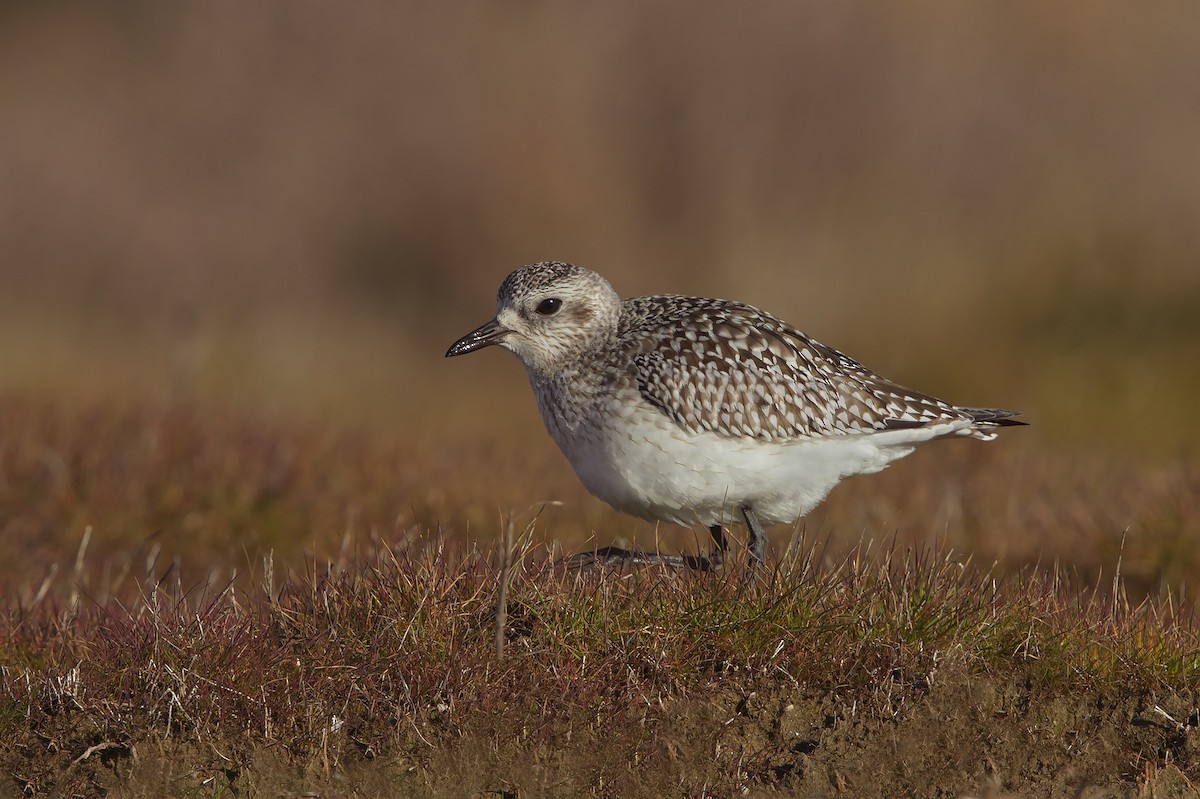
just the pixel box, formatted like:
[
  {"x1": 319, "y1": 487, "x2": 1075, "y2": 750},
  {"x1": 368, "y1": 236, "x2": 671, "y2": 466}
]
[
  {"x1": 708, "y1": 524, "x2": 727, "y2": 567},
  {"x1": 740, "y1": 504, "x2": 766, "y2": 565},
  {"x1": 559, "y1": 546, "x2": 720, "y2": 572},
  {"x1": 558, "y1": 517, "x2": 750, "y2": 573}
]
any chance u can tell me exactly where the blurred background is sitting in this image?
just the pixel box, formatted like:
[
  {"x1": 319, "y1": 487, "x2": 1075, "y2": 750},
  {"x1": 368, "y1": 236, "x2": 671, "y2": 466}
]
[{"x1": 1, "y1": 3, "x2": 1198, "y2": 592}]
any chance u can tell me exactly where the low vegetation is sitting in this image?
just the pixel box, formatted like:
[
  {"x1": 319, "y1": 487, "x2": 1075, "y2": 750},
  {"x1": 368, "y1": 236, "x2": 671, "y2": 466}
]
[{"x1": 1, "y1": 399, "x2": 1198, "y2": 797}]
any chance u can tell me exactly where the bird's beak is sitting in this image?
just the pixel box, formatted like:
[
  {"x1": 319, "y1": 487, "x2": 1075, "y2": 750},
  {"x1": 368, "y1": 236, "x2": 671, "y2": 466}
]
[{"x1": 446, "y1": 318, "x2": 510, "y2": 357}]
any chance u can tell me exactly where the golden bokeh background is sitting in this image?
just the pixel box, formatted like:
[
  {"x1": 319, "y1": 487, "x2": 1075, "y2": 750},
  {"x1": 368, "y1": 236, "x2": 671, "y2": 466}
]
[{"x1": 2, "y1": 4, "x2": 1198, "y2": 588}]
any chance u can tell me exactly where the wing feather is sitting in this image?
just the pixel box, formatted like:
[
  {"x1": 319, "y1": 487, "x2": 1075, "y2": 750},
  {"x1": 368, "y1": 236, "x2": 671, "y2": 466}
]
[{"x1": 618, "y1": 296, "x2": 975, "y2": 442}]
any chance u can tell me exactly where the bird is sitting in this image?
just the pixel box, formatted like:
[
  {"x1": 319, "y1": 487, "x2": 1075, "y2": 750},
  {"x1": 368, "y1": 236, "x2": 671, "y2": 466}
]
[{"x1": 446, "y1": 261, "x2": 1024, "y2": 569}]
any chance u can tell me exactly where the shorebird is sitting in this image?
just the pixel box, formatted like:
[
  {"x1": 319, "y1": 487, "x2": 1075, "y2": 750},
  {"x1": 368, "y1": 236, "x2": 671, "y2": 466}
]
[{"x1": 446, "y1": 261, "x2": 1023, "y2": 569}]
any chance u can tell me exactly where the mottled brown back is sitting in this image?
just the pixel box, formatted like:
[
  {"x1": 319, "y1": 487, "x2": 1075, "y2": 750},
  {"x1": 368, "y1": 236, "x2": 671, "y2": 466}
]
[{"x1": 616, "y1": 295, "x2": 1000, "y2": 442}]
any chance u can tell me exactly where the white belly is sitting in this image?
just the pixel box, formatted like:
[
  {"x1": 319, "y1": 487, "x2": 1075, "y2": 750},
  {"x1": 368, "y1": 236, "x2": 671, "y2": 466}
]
[{"x1": 547, "y1": 395, "x2": 970, "y2": 528}]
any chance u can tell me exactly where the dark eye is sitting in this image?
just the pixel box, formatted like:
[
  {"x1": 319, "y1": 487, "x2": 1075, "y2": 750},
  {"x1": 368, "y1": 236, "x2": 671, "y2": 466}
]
[{"x1": 535, "y1": 298, "x2": 562, "y2": 316}]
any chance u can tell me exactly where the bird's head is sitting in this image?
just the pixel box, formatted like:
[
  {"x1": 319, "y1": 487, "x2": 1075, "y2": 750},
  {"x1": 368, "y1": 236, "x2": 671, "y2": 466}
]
[{"x1": 446, "y1": 261, "x2": 622, "y2": 379}]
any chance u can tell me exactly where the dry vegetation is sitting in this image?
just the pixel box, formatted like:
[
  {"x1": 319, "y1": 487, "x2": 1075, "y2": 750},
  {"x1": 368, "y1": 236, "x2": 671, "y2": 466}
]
[
  {"x1": 2, "y1": 3, "x2": 1200, "y2": 798},
  {"x1": 1, "y1": 399, "x2": 1198, "y2": 798}
]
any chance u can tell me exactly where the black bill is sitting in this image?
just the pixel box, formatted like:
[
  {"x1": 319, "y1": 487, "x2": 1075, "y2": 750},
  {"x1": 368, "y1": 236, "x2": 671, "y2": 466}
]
[{"x1": 445, "y1": 318, "x2": 509, "y2": 357}]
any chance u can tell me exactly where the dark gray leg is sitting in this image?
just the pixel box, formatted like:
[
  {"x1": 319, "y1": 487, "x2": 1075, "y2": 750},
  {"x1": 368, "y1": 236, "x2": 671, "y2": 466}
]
[
  {"x1": 559, "y1": 546, "x2": 723, "y2": 572},
  {"x1": 556, "y1": 519, "x2": 735, "y2": 573},
  {"x1": 740, "y1": 504, "x2": 766, "y2": 565},
  {"x1": 708, "y1": 524, "x2": 727, "y2": 567}
]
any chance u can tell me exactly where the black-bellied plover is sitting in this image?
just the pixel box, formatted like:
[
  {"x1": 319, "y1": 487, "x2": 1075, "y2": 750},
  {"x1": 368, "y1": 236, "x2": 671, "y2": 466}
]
[{"x1": 447, "y1": 261, "x2": 1023, "y2": 569}]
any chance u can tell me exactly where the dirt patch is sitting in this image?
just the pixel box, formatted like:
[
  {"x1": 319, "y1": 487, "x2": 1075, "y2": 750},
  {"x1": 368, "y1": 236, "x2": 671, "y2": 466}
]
[{"x1": 9, "y1": 669, "x2": 1197, "y2": 799}]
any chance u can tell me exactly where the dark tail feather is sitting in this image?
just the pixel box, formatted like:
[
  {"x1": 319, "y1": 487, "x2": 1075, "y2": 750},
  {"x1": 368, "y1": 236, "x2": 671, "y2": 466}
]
[{"x1": 964, "y1": 407, "x2": 1027, "y2": 427}]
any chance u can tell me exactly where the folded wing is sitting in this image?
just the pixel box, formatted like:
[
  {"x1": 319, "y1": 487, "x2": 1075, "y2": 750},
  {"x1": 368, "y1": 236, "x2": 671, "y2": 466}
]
[{"x1": 620, "y1": 296, "x2": 1022, "y2": 442}]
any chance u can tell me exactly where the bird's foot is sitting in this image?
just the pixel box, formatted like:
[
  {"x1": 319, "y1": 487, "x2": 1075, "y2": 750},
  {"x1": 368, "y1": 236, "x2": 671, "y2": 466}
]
[{"x1": 557, "y1": 546, "x2": 723, "y2": 573}]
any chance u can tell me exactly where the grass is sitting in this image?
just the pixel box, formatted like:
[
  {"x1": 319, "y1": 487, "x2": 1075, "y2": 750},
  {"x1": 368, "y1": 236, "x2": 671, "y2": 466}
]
[
  {"x1": 3, "y1": 526, "x2": 1199, "y2": 796},
  {"x1": 1, "y1": 398, "x2": 1199, "y2": 797}
]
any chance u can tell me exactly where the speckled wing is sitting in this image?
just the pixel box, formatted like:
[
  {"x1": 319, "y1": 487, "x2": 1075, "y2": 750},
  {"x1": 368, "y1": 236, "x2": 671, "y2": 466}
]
[{"x1": 619, "y1": 296, "x2": 985, "y2": 442}]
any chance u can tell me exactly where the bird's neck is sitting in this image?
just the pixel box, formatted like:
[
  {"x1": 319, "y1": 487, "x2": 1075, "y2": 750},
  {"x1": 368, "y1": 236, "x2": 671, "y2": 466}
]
[{"x1": 528, "y1": 359, "x2": 606, "y2": 442}]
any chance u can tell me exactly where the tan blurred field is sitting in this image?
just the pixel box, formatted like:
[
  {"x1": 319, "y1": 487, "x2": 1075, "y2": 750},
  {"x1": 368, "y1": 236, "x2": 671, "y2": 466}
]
[
  {"x1": 2, "y1": 5, "x2": 1200, "y2": 797},
  {"x1": 3, "y1": 2, "x2": 1199, "y2": 581}
]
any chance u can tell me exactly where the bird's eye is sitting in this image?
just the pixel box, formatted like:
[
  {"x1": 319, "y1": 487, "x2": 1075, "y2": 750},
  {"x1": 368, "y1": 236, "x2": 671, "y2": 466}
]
[{"x1": 535, "y1": 298, "x2": 563, "y2": 316}]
